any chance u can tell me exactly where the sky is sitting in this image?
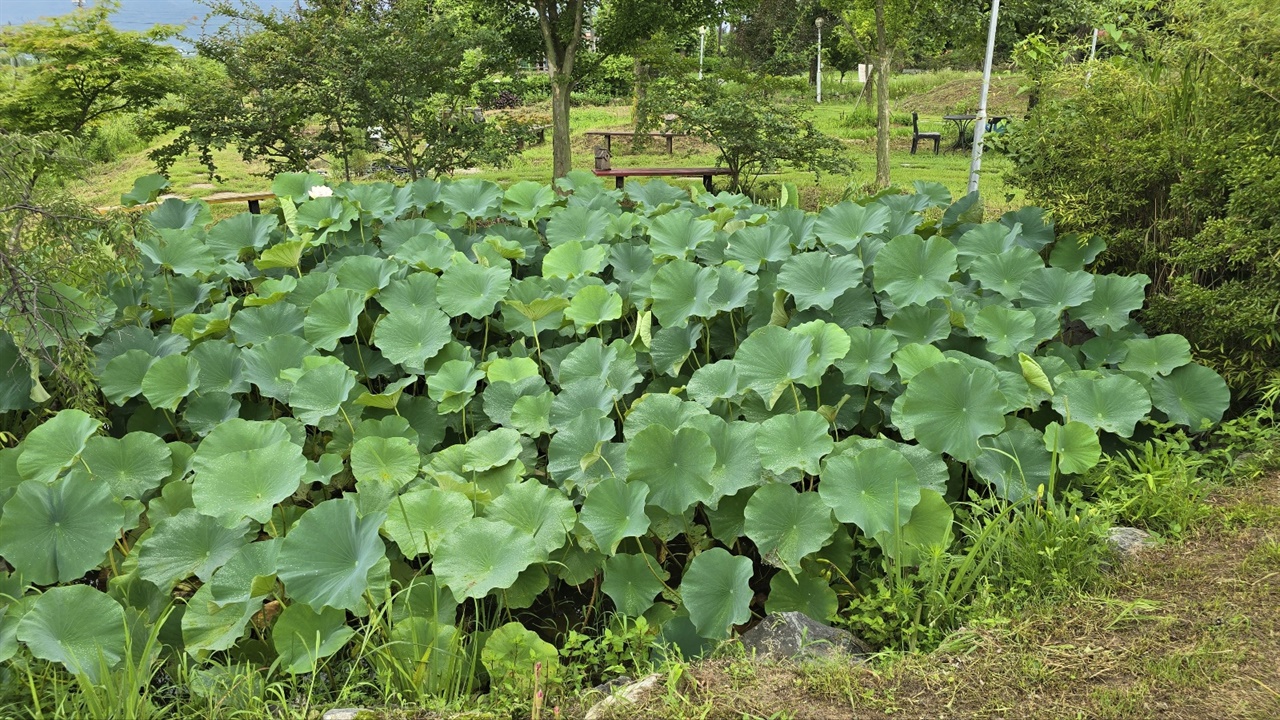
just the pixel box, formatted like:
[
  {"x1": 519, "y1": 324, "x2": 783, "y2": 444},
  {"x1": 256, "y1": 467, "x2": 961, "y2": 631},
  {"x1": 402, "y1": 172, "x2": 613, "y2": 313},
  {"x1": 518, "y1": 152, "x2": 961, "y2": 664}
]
[{"x1": 0, "y1": 1, "x2": 295, "y2": 34}]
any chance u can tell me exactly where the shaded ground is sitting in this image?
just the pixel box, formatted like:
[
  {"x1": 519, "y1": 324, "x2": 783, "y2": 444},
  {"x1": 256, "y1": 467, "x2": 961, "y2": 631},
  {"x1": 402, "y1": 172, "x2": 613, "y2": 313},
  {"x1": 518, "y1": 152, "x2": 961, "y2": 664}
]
[{"x1": 604, "y1": 475, "x2": 1280, "y2": 720}]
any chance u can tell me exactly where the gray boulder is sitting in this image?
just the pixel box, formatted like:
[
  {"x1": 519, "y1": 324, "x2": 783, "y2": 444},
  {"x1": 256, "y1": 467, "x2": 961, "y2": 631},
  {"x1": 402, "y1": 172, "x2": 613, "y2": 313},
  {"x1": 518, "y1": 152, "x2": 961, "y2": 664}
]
[
  {"x1": 321, "y1": 709, "x2": 376, "y2": 720},
  {"x1": 584, "y1": 673, "x2": 663, "y2": 720},
  {"x1": 739, "y1": 612, "x2": 872, "y2": 662},
  {"x1": 1108, "y1": 526, "x2": 1157, "y2": 560}
]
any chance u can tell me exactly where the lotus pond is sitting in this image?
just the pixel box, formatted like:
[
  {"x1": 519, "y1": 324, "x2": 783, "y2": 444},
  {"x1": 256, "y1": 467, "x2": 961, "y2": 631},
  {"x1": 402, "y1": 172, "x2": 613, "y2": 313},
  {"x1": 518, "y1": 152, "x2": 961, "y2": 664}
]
[{"x1": 0, "y1": 171, "x2": 1230, "y2": 707}]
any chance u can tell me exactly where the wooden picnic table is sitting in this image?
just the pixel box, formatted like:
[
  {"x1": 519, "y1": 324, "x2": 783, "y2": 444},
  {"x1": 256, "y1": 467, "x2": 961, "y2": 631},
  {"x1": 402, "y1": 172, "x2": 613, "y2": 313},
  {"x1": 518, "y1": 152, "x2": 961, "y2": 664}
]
[
  {"x1": 585, "y1": 130, "x2": 684, "y2": 154},
  {"x1": 97, "y1": 191, "x2": 274, "y2": 215},
  {"x1": 592, "y1": 167, "x2": 731, "y2": 192},
  {"x1": 941, "y1": 114, "x2": 1010, "y2": 151}
]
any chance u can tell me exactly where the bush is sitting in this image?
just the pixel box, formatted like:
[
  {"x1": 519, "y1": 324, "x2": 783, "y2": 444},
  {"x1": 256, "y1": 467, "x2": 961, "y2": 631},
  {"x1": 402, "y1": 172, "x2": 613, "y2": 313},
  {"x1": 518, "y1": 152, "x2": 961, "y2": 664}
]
[{"x1": 1001, "y1": 0, "x2": 1280, "y2": 400}]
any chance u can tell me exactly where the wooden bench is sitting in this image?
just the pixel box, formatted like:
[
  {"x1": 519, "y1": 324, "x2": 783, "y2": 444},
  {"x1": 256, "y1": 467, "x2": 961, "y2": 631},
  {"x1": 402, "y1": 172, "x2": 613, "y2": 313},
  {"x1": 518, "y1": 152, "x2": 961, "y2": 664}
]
[
  {"x1": 97, "y1": 191, "x2": 275, "y2": 215},
  {"x1": 585, "y1": 130, "x2": 684, "y2": 155},
  {"x1": 592, "y1": 148, "x2": 730, "y2": 192}
]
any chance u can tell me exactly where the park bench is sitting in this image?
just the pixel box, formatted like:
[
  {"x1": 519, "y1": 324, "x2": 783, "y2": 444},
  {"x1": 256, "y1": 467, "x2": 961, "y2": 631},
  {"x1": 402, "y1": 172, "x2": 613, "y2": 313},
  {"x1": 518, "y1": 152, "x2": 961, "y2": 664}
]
[
  {"x1": 585, "y1": 130, "x2": 685, "y2": 155},
  {"x1": 592, "y1": 147, "x2": 730, "y2": 192},
  {"x1": 96, "y1": 190, "x2": 275, "y2": 215}
]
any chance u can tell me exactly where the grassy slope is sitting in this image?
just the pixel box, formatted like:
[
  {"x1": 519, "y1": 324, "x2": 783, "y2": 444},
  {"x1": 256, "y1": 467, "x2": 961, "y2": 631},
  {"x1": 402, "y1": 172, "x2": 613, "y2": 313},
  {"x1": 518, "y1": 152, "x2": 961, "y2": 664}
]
[
  {"x1": 605, "y1": 475, "x2": 1280, "y2": 720},
  {"x1": 70, "y1": 72, "x2": 1027, "y2": 215}
]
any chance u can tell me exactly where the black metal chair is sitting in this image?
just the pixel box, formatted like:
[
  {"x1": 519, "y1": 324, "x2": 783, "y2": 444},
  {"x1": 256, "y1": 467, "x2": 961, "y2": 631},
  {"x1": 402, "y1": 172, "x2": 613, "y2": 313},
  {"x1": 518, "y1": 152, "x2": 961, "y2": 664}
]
[{"x1": 911, "y1": 112, "x2": 941, "y2": 155}]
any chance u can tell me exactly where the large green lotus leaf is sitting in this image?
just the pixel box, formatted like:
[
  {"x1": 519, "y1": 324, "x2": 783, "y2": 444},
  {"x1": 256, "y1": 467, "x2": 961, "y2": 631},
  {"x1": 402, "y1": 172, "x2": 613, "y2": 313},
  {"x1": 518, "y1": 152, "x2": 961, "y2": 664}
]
[
  {"x1": 278, "y1": 499, "x2": 388, "y2": 613},
  {"x1": 461, "y1": 428, "x2": 522, "y2": 473},
  {"x1": 80, "y1": 433, "x2": 171, "y2": 500},
  {"x1": 1043, "y1": 421, "x2": 1102, "y2": 475},
  {"x1": 681, "y1": 547, "x2": 753, "y2": 640},
  {"x1": 392, "y1": 233, "x2": 455, "y2": 272},
  {"x1": 437, "y1": 256, "x2": 511, "y2": 319},
  {"x1": 581, "y1": 477, "x2": 650, "y2": 555},
  {"x1": 433, "y1": 517, "x2": 540, "y2": 600},
  {"x1": 542, "y1": 240, "x2": 608, "y2": 279},
  {"x1": 181, "y1": 582, "x2": 257, "y2": 658},
  {"x1": 650, "y1": 259, "x2": 720, "y2": 327},
  {"x1": 440, "y1": 179, "x2": 503, "y2": 220},
  {"x1": 335, "y1": 255, "x2": 397, "y2": 298},
  {"x1": 683, "y1": 415, "x2": 762, "y2": 502},
  {"x1": 242, "y1": 334, "x2": 316, "y2": 400},
  {"x1": 189, "y1": 341, "x2": 250, "y2": 395},
  {"x1": 351, "y1": 435, "x2": 419, "y2": 489},
  {"x1": 885, "y1": 304, "x2": 951, "y2": 345},
  {"x1": 687, "y1": 360, "x2": 740, "y2": 406},
  {"x1": 121, "y1": 173, "x2": 170, "y2": 207},
  {"x1": 814, "y1": 201, "x2": 890, "y2": 252},
  {"x1": 255, "y1": 239, "x2": 307, "y2": 272},
  {"x1": 503, "y1": 180, "x2": 558, "y2": 223},
  {"x1": 286, "y1": 359, "x2": 358, "y2": 426},
  {"x1": 138, "y1": 229, "x2": 215, "y2": 276},
  {"x1": 973, "y1": 419, "x2": 1052, "y2": 502},
  {"x1": 626, "y1": 425, "x2": 715, "y2": 514},
  {"x1": 734, "y1": 325, "x2": 813, "y2": 409},
  {"x1": 386, "y1": 617, "x2": 460, "y2": 692},
  {"x1": 0, "y1": 474, "x2": 125, "y2": 585},
  {"x1": 271, "y1": 172, "x2": 326, "y2": 203},
  {"x1": 623, "y1": 178, "x2": 686, "y2": 209},
  {"x1": 1048, "y1": 233, "x2": 1106, "y2": 271},
  {"x1": 378, "y1": 273, "x2": 438, "y2": 316},
  {"x1": 565, "y1": 284, "x2": 624, "y2": 331},
  {"x1": 819, "y1": 447, "x2": 921, "y2": 537},
  {"x1": 545, "y1": 204, "x2": 611, "y2": 247},
  {"x1": 766, "y1": 572, "x2": 837, "y2": 622},
  {"x1": 954, "y1": 222, "x2": 1017, "y2": 269},
  {"x1": 792, "y1": 320, "x2": 850, "y2": 386},
  {"x1": 898, "y1": 362, "x2": 1007, "y2": 461},
  {"x1": 602, "y1": 553, "x2": 667, "y2": 617},
  {"x1": 17, "y1": 585, "x2": 125, "y2": 683},
  {"x1": 1150, "y1": 363, "x2": 1230, "y2": 431},
  {"x1": 205, "y1": 211, "x2": 277, "y2": 260},
  {"x1": 755, "y1": 411, "x2": 833, "y2": 476},
  {"x1": 1052, "y1": 373, "x2": 1151, "y2": 437},
  {"x1": 16, "y1": 409, "x2": 101, "y2": 483},
  {"x1": 725, "y1": 224, "x2": 793, "y2": 270},
  {"x1": 547, "y1": 410, "x2": 615, "y2": 485},
  {"x1": 382, "y1": 486, "x2": 472, "y2": 557},
  {"x1": 892, "y1": 343, "x2": 946, "y2": 383},
  {"x1": 1001, "y1": 207, "x2": 1055, "y2": 250},
  {"x1": 968, "y1": 246, "x2": 1042, "y2": 299},
  {"x1": 303, "y1": 288, "x2": 365, "y2": 351},
  {"x1": 140, "y1": 353, "x2": 200, "y2": 411},
  {"x1": 1019, "y1": 267, "x2": 1095, "y2": 315},
  {"x1": 831, "y1": 437, "x2": 949, "y2": 495},
  {"x1": 373, "y1": 308, "x2": 451, "y2": 371},
  {"x1": 427, "y1": 359, "x2": 485, "y2": 414},
  {"x1": 559, "y1": 338, "x2": 643, "y2": 399},
  {"x1": 873, "y1": 488, "x2": 953, "y2": 565},
  {"x1": 835, "y1": 327, "x2": 898, "y2": 386},
  {"x1": 873, "y1": 235, "x2": 957, "y2": 307},
  {"x1": 650, "y1": 324, "x2": 702, "y2": 377},
  {"x1": 137, "y1": 509, "x2": 249, "y2": 589},
  {"x1": 354, "y1": 377, "x2": 416, "y2": 411},
  {"x1": 744, "y1": 483, "x2": 835, "y2": 570},
  {"x1": 777, "y1": 252, "x2": 862, "y2": 312},
  {"x1": 482, "y1": 621, "x2": 558, "y2": 687},
  {"x1": 273, "y1": 603, "x2": 355, "y2": 674},
  {"x1": 971, "y1": 305, "x2": 1037, "y2": 357},
  {"x1": 209, "y1": 538, "x2": 281, "y2": 607},
  {"x1": 622, "y1": 392, "x2": 709, "y2": 439},
  {"x1": 192, "y1": 421, "x2": 307, "y2": 525},
  {"x1": 649, "y1": 209, "x2": 715, "y2": 260},
  {"x1": 1073, "y1": 273, "x2": 1150, "y2": 331},
  {"x1": 484, "y1": 480, "x2": 576, "y2": 558},
  {"x1": 1119, "y1": 335, "x2": 1192, "y2": 377},
  {"x1": 231, "y1": 302, "x2": 305, "y2": 347},
  {"x1": 710, "y1": 265, "x2": 758, "y2": 313},
  {"x1": 100, "y1": 350, "x2": 157, "y2": 405}
]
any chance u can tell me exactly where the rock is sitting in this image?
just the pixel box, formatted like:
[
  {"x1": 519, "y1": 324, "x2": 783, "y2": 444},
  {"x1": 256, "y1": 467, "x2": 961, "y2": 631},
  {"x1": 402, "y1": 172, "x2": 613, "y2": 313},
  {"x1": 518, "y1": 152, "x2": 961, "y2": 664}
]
[
  {"x1": 1108, "y1": 526, "x2": 1157, "y2": 560},
  {"x1": 739, "y1": 612, "x2": 872, "y2": 662},
  {"x1": 320, "y1": 709, "x2": 376, "y2": 720},
  {"x1": 584, "y1": 672, "x2": 663, "y2": 720}
]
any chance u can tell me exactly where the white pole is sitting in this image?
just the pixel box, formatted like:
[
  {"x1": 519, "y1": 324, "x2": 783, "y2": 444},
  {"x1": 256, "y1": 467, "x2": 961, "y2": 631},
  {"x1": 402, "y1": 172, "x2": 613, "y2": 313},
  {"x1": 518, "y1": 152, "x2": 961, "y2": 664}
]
[
  {"x1": 699, "y1": 27, "x2": 706, "y2": 80},
  {"x1": 967, "y1": 0, "x2": 1000, "y2": 195},
  {"x1": 815, "y1": 18, "x2": 824, "y2": 104},
  {"x1": 1084, "y1": 28, "x2": 1100, "y2": 87}
]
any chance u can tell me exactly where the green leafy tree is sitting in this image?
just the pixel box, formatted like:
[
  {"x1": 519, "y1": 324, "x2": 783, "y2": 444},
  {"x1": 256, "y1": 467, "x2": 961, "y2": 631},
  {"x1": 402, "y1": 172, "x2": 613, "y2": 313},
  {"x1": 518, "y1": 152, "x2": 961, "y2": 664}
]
[
  {"x1": 641, "y1": 75, "x2": 852, "y2": 193},
  {"x1": 0, "y1": 2, "x2": 180, "y2": 138}
]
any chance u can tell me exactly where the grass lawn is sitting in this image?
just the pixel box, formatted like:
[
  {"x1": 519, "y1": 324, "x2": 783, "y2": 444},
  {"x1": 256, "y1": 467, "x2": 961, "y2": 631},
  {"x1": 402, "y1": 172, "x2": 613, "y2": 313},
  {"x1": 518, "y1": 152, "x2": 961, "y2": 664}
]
[{"x1": 72, "y1": 71, "x2": 1028, "y2": 216}]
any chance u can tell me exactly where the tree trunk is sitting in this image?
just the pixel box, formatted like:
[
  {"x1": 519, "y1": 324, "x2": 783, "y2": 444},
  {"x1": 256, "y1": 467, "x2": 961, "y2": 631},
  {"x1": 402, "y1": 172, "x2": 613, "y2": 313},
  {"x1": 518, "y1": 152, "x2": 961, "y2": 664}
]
[
  {"x1": 551, "y1": 76, "x2": 573, "y2": 178},
  {"x1": 874, "y1": 0, "x2": 891, "y2": 189}
]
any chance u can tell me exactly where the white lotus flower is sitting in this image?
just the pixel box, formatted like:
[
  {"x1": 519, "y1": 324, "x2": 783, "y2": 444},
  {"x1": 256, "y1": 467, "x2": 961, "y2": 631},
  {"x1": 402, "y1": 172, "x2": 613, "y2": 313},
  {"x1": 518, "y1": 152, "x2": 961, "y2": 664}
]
[{"x1": 307, "y1": 185, "x2": 334, "y2": 199}]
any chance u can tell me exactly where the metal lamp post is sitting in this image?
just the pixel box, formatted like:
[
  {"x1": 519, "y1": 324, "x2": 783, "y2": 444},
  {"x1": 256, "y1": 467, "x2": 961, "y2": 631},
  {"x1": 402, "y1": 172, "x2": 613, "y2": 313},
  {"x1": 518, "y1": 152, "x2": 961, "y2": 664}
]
[
  {"x1": 815, "y1": 17, "x2": 824, "y2": 104},
  {"x1": 699, "y1": 26, "x2": 707, "y2": 80},
  {"x1": 967, "y1": 0, "x2": 1000, "y2": 195}
]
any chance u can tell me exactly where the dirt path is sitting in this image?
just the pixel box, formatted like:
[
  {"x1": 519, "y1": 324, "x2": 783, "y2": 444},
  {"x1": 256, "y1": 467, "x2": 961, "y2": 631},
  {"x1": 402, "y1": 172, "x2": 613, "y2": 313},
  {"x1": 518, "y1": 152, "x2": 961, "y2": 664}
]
[{"x1": 625, "y1": 476, "x2": 1280, "y2": 720}]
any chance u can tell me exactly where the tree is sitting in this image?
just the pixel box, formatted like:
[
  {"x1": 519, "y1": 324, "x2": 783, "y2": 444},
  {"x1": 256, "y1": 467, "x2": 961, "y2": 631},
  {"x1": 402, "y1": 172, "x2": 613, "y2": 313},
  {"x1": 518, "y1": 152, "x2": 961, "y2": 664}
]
[
  {"x1": 529, "y1": 0, "x2": 589, "y2": 180},
  {"x1": 0, "y1": 2, "x2": 179, "y2": 138},
  {"x1": 641, "y1": 74, "x2": 851, "y2": 194}
]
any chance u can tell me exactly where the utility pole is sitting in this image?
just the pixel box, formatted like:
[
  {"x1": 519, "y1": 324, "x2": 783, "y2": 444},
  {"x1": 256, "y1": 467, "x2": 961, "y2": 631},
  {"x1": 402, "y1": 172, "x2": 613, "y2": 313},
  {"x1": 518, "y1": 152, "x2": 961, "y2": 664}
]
[
  {"x1": 967, "y1": 0, "x2": 1000, "y2": 195},
  {"x1": 698, "y1": 26, "x2": 707, "y2": 80},
  {"x1": 815, "y1": 17, "x2": 824, "y2": 104}
]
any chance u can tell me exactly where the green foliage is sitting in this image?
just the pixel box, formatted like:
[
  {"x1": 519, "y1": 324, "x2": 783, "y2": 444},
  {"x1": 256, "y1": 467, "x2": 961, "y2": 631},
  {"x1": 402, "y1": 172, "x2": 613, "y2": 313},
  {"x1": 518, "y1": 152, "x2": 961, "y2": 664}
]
[
  {"x1": 1086, "y1": 434, "x2": 1210, "y2": 538},
  {"x1": 0, "y1": 172, "x2": 1225, "y2": 702},
  {"x1": 1002, "y1": 0, "x2": 1280, "y2": 399},
  {"x1": 640, "y1": 75, "x2": 853, "y2": 194}
]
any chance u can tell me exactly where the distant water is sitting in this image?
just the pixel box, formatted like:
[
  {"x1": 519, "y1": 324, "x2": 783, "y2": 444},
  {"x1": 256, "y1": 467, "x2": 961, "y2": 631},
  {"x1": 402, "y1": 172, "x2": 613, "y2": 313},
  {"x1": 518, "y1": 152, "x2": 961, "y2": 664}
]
[{"x1": 1, "y1": 1, "x2": 296, "y2": 38}]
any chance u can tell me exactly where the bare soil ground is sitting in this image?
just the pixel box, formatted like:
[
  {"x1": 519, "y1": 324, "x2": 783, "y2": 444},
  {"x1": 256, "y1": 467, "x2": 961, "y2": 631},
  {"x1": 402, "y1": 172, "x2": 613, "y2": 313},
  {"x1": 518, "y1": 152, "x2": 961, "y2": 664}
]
[{"x1": 607, "y1": 475, "x2": 1280, "y2": 720}]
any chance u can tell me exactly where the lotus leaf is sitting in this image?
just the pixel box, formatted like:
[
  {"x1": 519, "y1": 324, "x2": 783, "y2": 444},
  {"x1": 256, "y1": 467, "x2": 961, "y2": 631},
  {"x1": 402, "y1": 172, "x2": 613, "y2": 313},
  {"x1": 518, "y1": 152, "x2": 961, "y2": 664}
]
[
  {"x1": 16, "y1": 409, "x2": 101, "y2": 484},
  {"x1": 743, "y1": 483, "x2": 836, "y2": 569},
  {"x1": 1043, "y1": 421, "x2": 1102, "y2": 475},
  {"x1": 18, "y1": 585, "x2": 125, "y2": 683},
  {"x1": 819, "y1": 447, "x2": 921, "y2": 536},
  {"x1": 433, "y1": 518, "x2": 540, "y2": 600},
  {"x1": 1052, "y1": 373, "x2": 1151, "y2": 437},
  {"x1": 680, "y1": 548, "x2": 752, "y2": 640},
  {"x1": 626, "y1": 425, "x2": 715, "y2": 514},
  {"x1": 755, "y1": 411, "x2": 832, "y2": 475},
  {"x1": 1150, "y1": 363, "x2": 1230, "y2": 431},
  {"x1": 137, "y1": 509, "x2": 249, "y2": 589},
  {"x1": 873, "y1": 234, "x2": 957, "y2": 306},
  {"x1": 273, "y1": 603, "x2": 355, "y2": 674},
  {"x1": 650, "y1": 259, "x2": 720, "y2": 327},
  {"x1": 898, "y1": 362, "x2": 1007, "y2": 461},
  {"x1": 777, "y1": 252, "x2": 862, "y2": 311},
  {"x1": 0, "y1": 474, "x2": 126, "y2": 584},
  {"x1": 278, "y1": 499, "x2": 388, "y2": 613}
]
